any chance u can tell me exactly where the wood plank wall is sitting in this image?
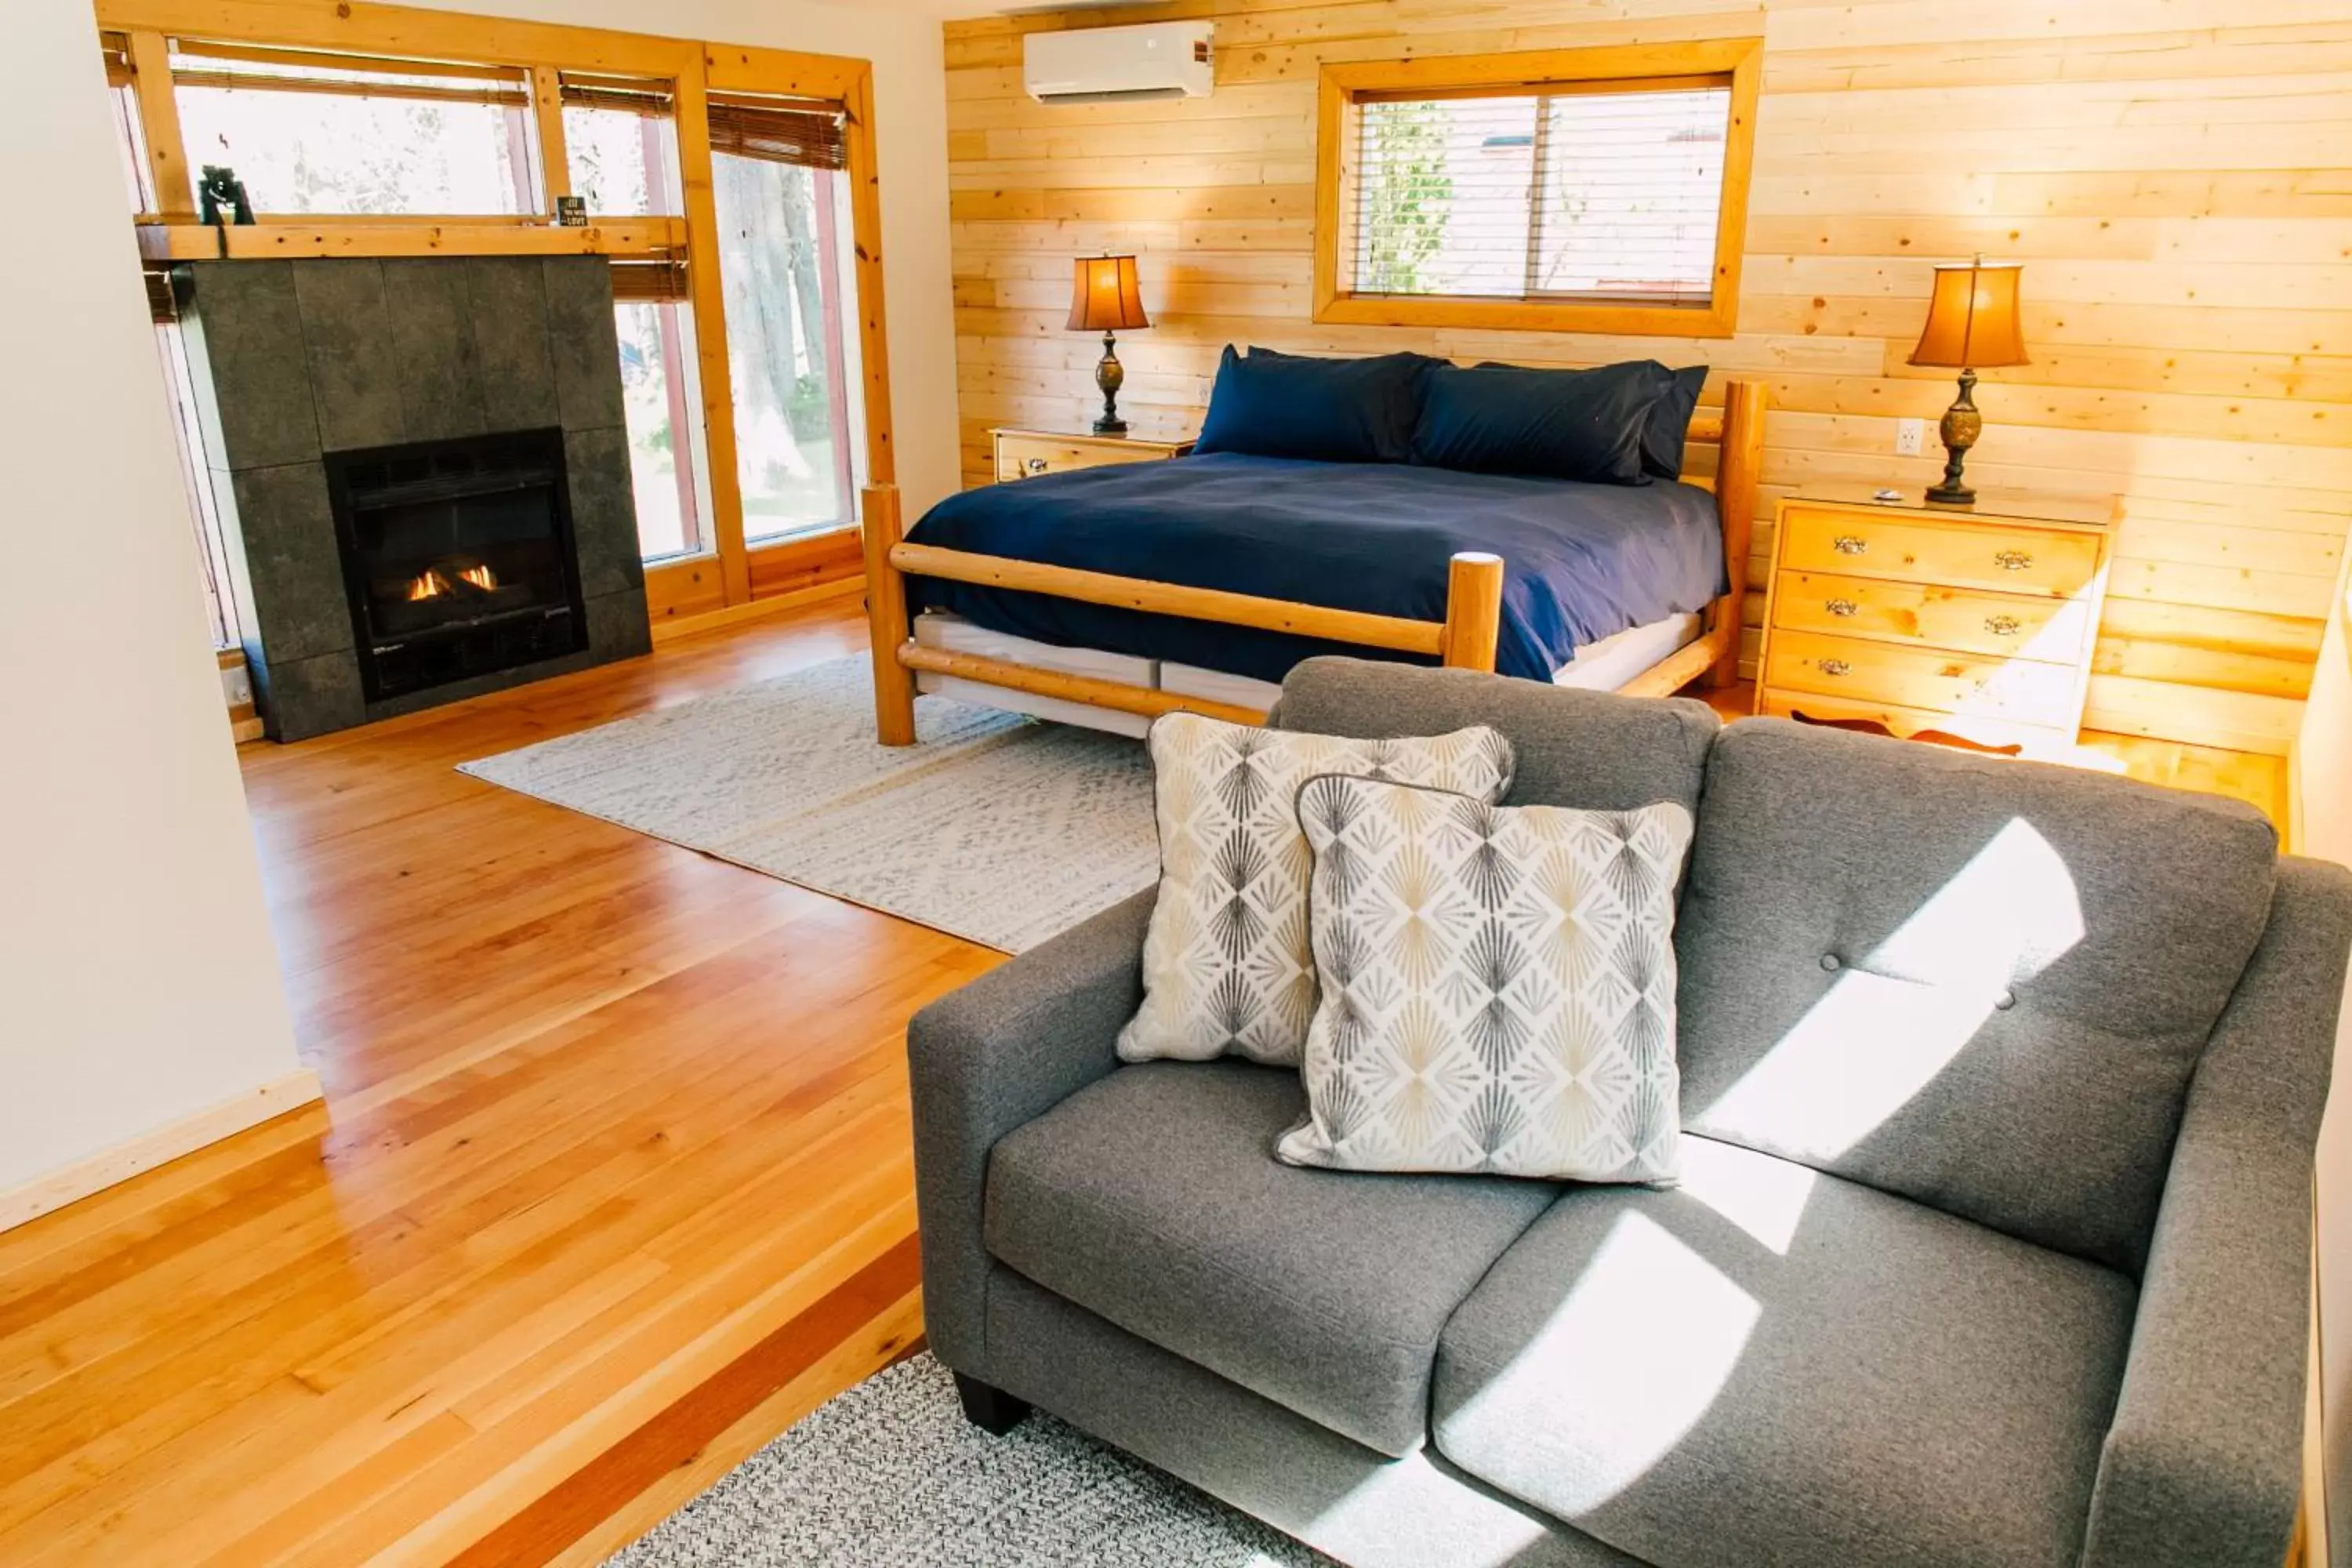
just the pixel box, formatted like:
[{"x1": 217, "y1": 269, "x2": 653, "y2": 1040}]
[{"x1": 941, "y1": 0, "x2": 2352, "y2": 755}]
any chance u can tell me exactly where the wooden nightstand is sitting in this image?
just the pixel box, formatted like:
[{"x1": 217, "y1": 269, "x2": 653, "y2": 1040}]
[
  {"x1": 991, "y1": 426, "x2": 1192, "y2": 483},
  {"x1": 1755, "y1": 487, "x2": 2118, "y2": 759}
]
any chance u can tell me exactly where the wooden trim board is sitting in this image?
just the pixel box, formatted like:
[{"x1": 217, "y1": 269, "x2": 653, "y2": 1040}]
[
  {"x1": 0, "y1": 1068, "x2": 323, "y2": 1234},
  {"x1": 648, "y1": 575, "x2": 861, "y2": 646},
  {"x1": 136, "y1": 219, "x2": 685, "y2": 261}
]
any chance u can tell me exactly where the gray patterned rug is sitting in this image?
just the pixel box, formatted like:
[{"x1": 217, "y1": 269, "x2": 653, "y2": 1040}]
[
  {"x1": 458, "y1": 655, "x2": 1158, "y2": 952},
  {"x1": 606, "y1": 1355, "x2": 1327, "y2": 1566}
]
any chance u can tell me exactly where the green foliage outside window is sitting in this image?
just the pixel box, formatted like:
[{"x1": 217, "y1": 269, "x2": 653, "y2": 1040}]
[{"x1": 1358, "y1": 102, "x2": 1452, "y2": 296}]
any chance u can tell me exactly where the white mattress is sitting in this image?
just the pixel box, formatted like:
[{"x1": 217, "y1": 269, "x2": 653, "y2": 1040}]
[
  {"x1": 909, "y1": 609, "x2": 1703, "y2": 735},
  {"x1": 1551, "y1": 612, "x2": 1703, "y2": 691},
  {"x1": 1161, "y1": 612, "x2": 1704, "y2": 710},
  {"x1": 911, "y1": 611, "x2": 1156, "y2": 737}
]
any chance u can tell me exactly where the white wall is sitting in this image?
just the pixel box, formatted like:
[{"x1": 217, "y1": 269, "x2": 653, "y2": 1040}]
[
  {"x1": 2305, "y1": 561, "x2": 2352, "y2": 1567},
  {"x1": 409, "y1": 0, "x2": 964, "y2": 520},
  {"x1": 0, "y1": 5, "x2": 303, "y2": 1200}
]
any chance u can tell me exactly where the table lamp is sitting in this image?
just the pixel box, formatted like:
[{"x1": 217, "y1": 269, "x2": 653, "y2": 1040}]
[
  {"x1": 1068, "y1": 254, "x2": 1150, "y2": 436},
  {"x1": 1907, "y1": 257, "x2": 2027, "y2": 505}
]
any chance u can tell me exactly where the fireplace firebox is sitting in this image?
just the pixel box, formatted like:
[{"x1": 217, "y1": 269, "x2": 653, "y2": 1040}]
[{"x1": 325, "y1": 429, "x2": 590, "y2": 702}]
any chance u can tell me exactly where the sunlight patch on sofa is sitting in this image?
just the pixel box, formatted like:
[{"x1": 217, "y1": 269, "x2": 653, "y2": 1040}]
[
  {"x1": 1676, "y1": 1135, "x2": 1818, "y2": 1254},
  {"x1": 1701, "y1": 818, "x2": 2085, "y2": 1160},
  {"x1": 1445, "y1": 1210, "x2": 1760, "y2": 1514}
]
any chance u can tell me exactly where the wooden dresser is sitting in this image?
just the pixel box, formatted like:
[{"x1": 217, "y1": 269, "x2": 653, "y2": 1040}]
[
  {"x1": 991, "y1": 427, "x2": 1192, "y2": 483},
  {"x1": 1755, "y1": 488, "x2": 2118, "y2": 758}
]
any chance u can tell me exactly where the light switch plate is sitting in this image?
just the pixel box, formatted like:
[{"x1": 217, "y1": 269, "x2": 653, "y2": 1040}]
[{"x1": 1895, "y1": 418, "x2": 1927, "y2": 456}]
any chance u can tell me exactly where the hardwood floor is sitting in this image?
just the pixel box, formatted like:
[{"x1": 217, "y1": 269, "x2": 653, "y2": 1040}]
[
  {"x1": 0, "y1": 593, "x2": 994, "y2": 1567},
  {"x1": 0, "y1": 603, "x2": 2287, "y2": 1566}
]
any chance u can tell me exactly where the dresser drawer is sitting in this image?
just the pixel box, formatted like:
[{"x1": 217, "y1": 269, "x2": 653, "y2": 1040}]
[
  {"x1": 1779, "y1": 506, "x2": 2103, "y2": 598},
  {"x1": 995, "y1": 435, "x2": 1175, "y2": 481},
  {"x1": 1764, "y1": 629, "x2": 2081, "y2": 729},
  {"x1": 1769, "y1": 572, "x2": 2096, "y2": 662}
]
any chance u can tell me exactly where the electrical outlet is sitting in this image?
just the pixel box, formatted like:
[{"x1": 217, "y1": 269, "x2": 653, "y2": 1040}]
[{"x1": 1895, "y1": 418, "x2": 1927, "y2": 456}]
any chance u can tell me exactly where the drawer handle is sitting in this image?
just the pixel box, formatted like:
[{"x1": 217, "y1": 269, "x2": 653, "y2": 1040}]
[
  {"x1": 1024, "y1": 457, "x2": 1049, "y2": 475},
  {"x1": 1824, "y1": 597, "x2": 1858, "y2": 617},
  {"x1": 1816, "y1": 658, "x2": 1852, "y2": 677},
  {"x1": 1993, "y1": 549, "x2": 2032, "y2": 571},
  {"x1": 1831, "y1": 535, "x2": 1867, "y2": 556},
  {"x1": 1984, "y1": 613, "x2": 2023, "y2": 637}
]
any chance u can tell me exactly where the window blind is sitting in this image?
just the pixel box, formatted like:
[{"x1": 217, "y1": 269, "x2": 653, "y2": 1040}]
[
  {"x1": 144, "y1": 266, "x2": 177, "y2": 324},
  {"x1": 1350, "y1": 82, "x2": 1730, "y2": 306},
  {"x1": 706, "y1": 96, "x2": 848, "y2": 171},
  {"x1": 559, "y1": 74, "x2": 675, "y2": 117},
  {"x1": 169, "y1": 44, "x2": 531, "y2": 106},
  {"x1": 608, "y1": 259, "x2": 690, "y2": 303}
]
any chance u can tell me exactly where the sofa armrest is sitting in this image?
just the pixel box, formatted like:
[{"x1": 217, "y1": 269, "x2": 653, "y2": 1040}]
[
  {"x1": 2080, "y1": 857, "x2": 2352, "y2": 1568},
  {"x1": 906, "y1": 887, "x2": 1153, "y2": 1374}
]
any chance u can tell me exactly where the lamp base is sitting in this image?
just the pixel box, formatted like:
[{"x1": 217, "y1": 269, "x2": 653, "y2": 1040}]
[
  {"x1": 1927, "y1": 368, "x2": 1981, "y2": 508},
  {"x1": 1092, "y1": 331, "x2": 1127, "y2": 438}
]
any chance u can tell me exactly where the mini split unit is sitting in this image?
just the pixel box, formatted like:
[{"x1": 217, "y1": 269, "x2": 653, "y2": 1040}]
[{"x1": 1023, "y1": 20, "x2": 1214, "y2": 105}]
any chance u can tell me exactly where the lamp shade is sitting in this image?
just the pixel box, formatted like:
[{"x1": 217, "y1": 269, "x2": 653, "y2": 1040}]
[
  {"x1": 1068, "y1": 254, "x2": 1151, "y2": 332},
  {"x1": 1909, "y1": 259, "x2": 2027, "y2": 369}
]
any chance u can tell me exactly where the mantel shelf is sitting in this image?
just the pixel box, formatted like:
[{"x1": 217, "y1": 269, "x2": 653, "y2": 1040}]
[{"x1": 136, "y1": 218, "x2": 689, "y2": 263}]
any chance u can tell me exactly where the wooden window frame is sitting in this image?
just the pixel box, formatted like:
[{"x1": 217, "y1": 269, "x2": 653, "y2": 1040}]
[
  {"x1": 1312, "y1": 38, "x2": 1762, "y2": 339},
  {"x1": 95, "y1": 0, "x2": 895, "y2": 631}
]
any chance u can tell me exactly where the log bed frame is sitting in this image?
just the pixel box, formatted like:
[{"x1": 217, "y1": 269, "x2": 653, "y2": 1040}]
[{"x1": 859, "y1": 377, "x2": 1767, "y2": 743}]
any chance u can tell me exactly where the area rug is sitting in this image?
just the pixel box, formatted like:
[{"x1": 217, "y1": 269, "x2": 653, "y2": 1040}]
[
  {"x1": 457, "y1": 655, "x2": 1158, "y2": 952},
  {"x1": 605, "y1": 1354, "x2": 1327, "y2": 1567}
]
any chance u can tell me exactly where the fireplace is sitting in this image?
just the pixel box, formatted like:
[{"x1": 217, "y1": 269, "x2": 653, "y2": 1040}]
[
  {"x1": 171, "y1": 255, "x2": 652, "y2": 741},
  {"x1": 327, "y1": 429, "x2": 589, "y2": 702}
]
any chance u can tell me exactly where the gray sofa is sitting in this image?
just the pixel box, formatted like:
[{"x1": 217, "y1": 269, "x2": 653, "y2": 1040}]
[{"x1": 908, "y1": 657, "x2": 2352, "y2": 1568}]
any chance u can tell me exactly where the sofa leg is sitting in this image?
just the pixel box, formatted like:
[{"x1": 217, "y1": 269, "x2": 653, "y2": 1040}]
[{"x1": 953, "y1": 1372, "x2": 1030, "y2": 1436}]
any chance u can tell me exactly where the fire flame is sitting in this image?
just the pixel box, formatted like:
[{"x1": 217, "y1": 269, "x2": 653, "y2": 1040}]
[{"x1": 405, "y1": 564, "x2": 497, "y2": 601}]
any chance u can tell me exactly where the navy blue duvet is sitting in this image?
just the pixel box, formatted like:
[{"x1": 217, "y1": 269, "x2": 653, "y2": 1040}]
[{"x1": 903, "y1": 452, "x2": 1725, "y2": 684}]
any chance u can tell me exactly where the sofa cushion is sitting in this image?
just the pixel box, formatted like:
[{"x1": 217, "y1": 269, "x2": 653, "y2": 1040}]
[
  {"x1": 984, "y1": 1060, "x2": 1556, "y2": 1457},
  {"x1": 1433, "y1": 1135, "x2": 2136, "y2": 1568},
  {"x1": 1270, "y1": 657, "x2": 1718, "y2": 817},
  {"x1": 1674, "y1": 719, "x2": 2278, "y2": 1273}
]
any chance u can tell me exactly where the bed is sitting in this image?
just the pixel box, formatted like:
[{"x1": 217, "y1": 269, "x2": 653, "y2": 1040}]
[{"x1": 858, "y1": 375, "x2": 1765, "y2": 742}]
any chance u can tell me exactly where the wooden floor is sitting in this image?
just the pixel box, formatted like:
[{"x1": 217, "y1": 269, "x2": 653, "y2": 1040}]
[
  {"x1": 0, "y1": 593, "x2": 996, "y2": 1567},
  {"x1": 0, "y1": 600, "x2": 2288, "y2": 1566}
]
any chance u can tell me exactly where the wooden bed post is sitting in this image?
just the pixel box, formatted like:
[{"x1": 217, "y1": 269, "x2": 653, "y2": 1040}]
[
  {"x1": 1441, "y1": 552, "x2": 1504, "y2": 674},
  {"x1": 1708, "y1": 378, "x2": 1768, "y2": 688},
  {"x1": 861, "y1": 483, "x2": 917, "y2": 745}
]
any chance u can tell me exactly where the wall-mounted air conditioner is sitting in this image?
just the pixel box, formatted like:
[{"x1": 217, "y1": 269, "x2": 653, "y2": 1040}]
[{"x1": 1023, "y1": 21, "x2": 1214, "y2": 106}]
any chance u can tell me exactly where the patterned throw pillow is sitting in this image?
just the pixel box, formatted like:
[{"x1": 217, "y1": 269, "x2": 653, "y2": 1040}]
[
  {"x1": 1117, "y1": 715, "x2": 1516, "y2": 1067},
  {"x1": 1276, "y1": 775, "x2": 1693, "y2": 1183}
]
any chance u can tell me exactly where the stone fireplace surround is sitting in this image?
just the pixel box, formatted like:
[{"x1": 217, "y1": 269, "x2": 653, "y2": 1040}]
[{"x1": 176, "y1": 254, "x2": 652, "y2": 741}]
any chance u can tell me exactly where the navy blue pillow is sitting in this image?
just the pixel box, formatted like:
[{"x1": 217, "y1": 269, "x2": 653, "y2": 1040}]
[
  {"x1": 1643, "y1": 365, "x2": 1709, "y2": 481},
  {"x1": 1468, "y1": 359, "x2": 1707, "y2": 481},
  {"x1": 1414, "y1": 361, "x2": 1661, "y2": 484},
  {"x1": 1192, "y1": 346, "x2": 1435, "y2": 463}
]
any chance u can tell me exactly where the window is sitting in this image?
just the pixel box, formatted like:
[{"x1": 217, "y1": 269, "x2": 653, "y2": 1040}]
[
  {"x1": 153, "y1": 321, "x2": 242, "y2": 648},
  {"x1": 706, "y1": 96, "x2": 863, "y2": 543},
  {"x1": 1315, "y1": 40, "x2": 1759, "y2": 336},
  {"x1": 171, "y1": 47, "x2": 535, "y2": 216},
  {"x1": 100, "y1": 34, "x2": 155, "y2": 213},
  {"x1": 559, "y1": 75, "x2": 684, "y2": 215},
  {"x1": 611, "y1": 284, "x2": 711, "y2": 561}
]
